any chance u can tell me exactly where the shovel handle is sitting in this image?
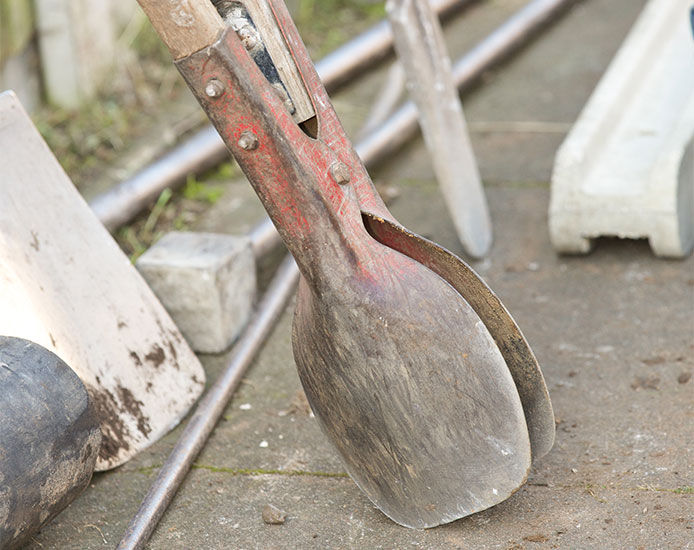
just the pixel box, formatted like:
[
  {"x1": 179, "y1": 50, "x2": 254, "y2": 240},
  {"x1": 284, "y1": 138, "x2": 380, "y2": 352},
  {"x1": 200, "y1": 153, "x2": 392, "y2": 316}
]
[{"x1": 136, "y1": 0, "x2": 225, "y2": 59}]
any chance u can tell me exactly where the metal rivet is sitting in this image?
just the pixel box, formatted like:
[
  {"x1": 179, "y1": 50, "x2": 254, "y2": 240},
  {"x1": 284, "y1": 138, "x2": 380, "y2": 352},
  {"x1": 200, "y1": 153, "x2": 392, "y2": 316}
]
[
  {"x1": 238, "y1": 131, "x2": 259, "y2": 151},
  {"x1": 284, "y1": 97, "x2": 297, "y2": 115},
  {"x1": 238, "y1": 26, "x2": 258, "y2": 50},
  {"x1": 205, "y1": 79, "x2": 224, "y2": 98},
  {"x1": 329, "y1": 162, "x2": 351, "y2": 185}
]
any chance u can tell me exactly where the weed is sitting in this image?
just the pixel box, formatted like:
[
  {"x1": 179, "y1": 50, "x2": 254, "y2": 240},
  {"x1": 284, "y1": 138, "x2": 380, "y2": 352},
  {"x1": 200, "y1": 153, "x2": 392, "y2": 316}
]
[
  {"x1": 183, "y1": 174, "x2": 225, "y2": 204},
  {"x1": 203, "y1": 161, "x2": 238, "y2": 181}
]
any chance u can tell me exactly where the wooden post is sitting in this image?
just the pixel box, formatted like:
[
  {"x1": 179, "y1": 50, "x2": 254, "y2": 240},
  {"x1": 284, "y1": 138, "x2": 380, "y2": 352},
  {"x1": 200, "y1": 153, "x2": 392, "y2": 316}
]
[{"x1": 0, "y1": 0, "x2": 40, "y2": 110}]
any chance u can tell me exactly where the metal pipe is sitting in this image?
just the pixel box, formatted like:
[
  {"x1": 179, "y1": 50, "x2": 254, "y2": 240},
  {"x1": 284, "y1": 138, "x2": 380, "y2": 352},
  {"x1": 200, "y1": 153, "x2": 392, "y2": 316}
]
[
  {"x1": 317, "y1": 0, "x2": 467, "y2": 90},
  {"x1": 91, "y1": 126, "x2": 227, "y2": 231},
  {"x1": 89, "y1": 0, "x2": 472, "y2": 232},
  {"x1": 356, "y1": 62, "x2": 406, "y2": 140},
  {"x1": 248, "y1": 216, "x2": 278, "y2": 258},
  {"x1": 117, "y1": 254, "x2": 300, "y2": 550}
]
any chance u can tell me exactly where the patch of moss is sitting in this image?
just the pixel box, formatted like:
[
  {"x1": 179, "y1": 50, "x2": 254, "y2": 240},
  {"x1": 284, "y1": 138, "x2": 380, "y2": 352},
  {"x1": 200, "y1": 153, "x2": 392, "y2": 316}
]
[{"x1": 192, "y1": 464, "x2": 349, "y2": 478}]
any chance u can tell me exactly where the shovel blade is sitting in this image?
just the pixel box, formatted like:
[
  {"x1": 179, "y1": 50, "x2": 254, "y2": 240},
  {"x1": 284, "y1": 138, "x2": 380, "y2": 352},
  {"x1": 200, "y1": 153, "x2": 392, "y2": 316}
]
[
  {"x1": 292, "y1": 251, "x2": 531, "y2": 528},
  {"x1": 0, "y1": 92, "x2": 206, "y2": 470},
  {"x1": 363, "y1": 212, "x2": 555, "y2": 461}
]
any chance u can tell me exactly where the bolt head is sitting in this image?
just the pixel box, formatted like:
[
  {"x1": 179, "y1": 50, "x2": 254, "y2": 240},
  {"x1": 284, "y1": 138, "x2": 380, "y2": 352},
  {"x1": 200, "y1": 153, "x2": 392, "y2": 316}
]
[
  {"x1": 205, "y1": 79, "x2": 224, "y2": 98},
  {"x1": 238, "y1": 131, "x2": 259, "y2": 151},
  {"x1": 329, "y1": 162, "x2": 351, "y2": 185}
]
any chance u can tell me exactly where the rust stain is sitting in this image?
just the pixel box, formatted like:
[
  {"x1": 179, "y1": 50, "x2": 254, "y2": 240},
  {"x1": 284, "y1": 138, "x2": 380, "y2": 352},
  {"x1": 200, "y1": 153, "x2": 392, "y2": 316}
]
[
  {"x1": 129, "y1": 350, "x2": 142, "y2": 367},
  {"x1": 167, "y1": 339, "x2": 178, "y2": 361},
  {"x1": 168, "y1": 328, "x2": 183, "y2": 345},
  {"x1": 87, "y1": 377, "x2": 154, "y2": 463},
  {"x1": 144, "y1": 344, "x2": 165, "y2": 368},
  {"x1": 30, "y1": 230, "x2": 40, "y2": 251},
  {"x1": 117, "y1": 385, "x2": 151, "y2": 438},
  {"x1": 87, "y1": 386, "x2": 131, "y2": 462}
]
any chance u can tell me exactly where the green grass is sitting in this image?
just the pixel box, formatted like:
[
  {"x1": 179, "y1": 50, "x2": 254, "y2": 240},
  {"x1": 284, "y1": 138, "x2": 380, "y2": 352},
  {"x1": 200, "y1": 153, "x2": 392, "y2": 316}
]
[
  {"x1": 295, "y1": 0, "x2": 386, "y2": 56},
  {"x1": 182, "y1": 174, "x2": 225, "y2": 204}
]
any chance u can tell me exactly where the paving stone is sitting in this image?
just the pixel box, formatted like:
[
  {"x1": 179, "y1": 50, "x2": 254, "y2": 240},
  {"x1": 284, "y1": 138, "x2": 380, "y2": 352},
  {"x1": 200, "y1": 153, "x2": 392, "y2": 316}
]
[{"x1": 137, "y1": 231, "x2": 256, "y2": 353}]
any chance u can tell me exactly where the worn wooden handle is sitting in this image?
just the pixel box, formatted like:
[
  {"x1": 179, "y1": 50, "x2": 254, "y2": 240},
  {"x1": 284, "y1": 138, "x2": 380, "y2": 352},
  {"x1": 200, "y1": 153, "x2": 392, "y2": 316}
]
[{"x1": 137, "y1": 0, "x2": 225, "y2": 59}]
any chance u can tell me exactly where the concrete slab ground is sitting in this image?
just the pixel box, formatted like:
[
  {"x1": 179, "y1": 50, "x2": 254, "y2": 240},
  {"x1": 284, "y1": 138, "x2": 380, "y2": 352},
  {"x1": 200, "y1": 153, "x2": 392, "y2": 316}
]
[{"x1": 28, "y1": 0, "x2": 692, "y2": 548}]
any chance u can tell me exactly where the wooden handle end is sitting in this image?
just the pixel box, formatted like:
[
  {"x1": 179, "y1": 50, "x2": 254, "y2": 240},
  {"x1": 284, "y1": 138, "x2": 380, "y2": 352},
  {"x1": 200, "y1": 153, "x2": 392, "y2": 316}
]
[{"x1": 137, "y1": 0, "x2": 225, "y2": 59}]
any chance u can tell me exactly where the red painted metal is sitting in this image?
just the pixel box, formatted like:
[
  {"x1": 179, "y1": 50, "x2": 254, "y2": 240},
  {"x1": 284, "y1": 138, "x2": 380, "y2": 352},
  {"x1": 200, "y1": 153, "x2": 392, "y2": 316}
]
[{"x1": 176, "y1": 7, "x2": 394, "y2": 286}]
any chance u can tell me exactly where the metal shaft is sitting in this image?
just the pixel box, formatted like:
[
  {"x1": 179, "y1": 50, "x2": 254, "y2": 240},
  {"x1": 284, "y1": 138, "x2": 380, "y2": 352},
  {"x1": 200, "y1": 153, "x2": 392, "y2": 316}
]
[
  {"x1": 89, "y1": 0, "x2": 471, "y2": 232},
  {"x1": 117, "y1": 254, "x2": 300, "y2": 550}
]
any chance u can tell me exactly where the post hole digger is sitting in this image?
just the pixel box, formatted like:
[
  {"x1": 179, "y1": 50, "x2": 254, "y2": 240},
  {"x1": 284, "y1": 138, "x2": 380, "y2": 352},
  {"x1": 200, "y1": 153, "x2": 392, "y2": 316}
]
[{"x1": 136, "y1": 0, "x2": 554, "y2": 529}]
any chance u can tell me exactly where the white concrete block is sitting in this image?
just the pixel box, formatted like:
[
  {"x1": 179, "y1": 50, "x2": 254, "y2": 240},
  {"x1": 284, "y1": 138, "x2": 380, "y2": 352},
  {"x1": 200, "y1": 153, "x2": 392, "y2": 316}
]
[
  {"x1": 549, "y1": 0, "x2": 694, "y2": 258},
  {"x1": 137, "y1": 232, "x2": 256, "y2": 353}
]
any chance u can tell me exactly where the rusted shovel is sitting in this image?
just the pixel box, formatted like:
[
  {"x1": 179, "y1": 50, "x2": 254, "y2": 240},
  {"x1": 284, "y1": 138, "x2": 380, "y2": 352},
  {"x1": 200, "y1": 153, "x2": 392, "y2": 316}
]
[
  {"x1": 137, "y1": 0, "x2": 553, "y2": 528},
  {"x1": 0, "y1": 91, "x2": 206, "y2": 471}
]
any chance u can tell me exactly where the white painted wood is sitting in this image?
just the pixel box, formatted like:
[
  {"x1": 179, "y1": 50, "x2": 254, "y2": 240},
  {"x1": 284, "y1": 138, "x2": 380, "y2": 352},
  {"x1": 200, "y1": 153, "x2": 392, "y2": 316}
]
[
  {"x1": 386, "y1": 0, "x2": 492, "y2": 258},
  {"x1": 549, "y1": 0, "x2": 694, "y2": 258},
  {"x1": 0, "y1": 91, "x2": 206, "y2": 470}
]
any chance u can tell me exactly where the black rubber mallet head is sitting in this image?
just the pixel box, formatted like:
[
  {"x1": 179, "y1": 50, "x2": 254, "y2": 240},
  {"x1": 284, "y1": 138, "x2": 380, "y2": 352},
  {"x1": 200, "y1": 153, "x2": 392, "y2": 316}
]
[{"x1": 0, "y1": 336, "x2": 101, "y2": 549}]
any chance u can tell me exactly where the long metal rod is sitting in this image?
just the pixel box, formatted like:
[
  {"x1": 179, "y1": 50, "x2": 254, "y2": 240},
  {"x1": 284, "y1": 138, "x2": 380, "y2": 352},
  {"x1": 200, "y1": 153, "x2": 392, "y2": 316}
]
[
  {"x1": 116, "y1": 1, "x2": 575, "y2": 546},
  {"x1": 90, "y1": 0, "x2": 470, "y2": 231},
  {"x1": 91, "y1": 127, "x2": 228, "y2": 231},
  {"x1": 117, "y1": 255, "x2": 300, "y2": 550}
]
